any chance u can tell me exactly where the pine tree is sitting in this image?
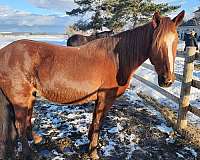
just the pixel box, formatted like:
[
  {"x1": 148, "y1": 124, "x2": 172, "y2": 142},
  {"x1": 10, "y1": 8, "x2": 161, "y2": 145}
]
[{"x1": 66, "y1": 0, "x2": 180, "y2": 31}]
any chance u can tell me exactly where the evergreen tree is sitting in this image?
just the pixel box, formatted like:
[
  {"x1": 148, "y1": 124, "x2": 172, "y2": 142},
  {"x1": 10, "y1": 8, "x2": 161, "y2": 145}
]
[{"x1": 66, "y1": 0, "x2": 180, "y2": 31}]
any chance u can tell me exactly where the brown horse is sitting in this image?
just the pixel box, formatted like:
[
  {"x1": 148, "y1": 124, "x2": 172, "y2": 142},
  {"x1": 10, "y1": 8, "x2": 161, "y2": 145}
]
[
  {"x1": 0, "y1": 11, "x2": 184, "y2": 159},
  {"x1": 67, "y1": 30, "x2": 114, "y2": 46}
]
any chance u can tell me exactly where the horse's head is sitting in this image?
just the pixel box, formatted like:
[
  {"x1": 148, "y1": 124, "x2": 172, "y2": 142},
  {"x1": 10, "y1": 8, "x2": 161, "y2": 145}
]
[{"x1": 150, "y1": 11, "x2": 185, "y2": 87}]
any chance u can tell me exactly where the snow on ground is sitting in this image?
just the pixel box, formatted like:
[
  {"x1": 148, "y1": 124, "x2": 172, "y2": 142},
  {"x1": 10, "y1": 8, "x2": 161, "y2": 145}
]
[
  {"x1": 0, "y1": 36, "x2": 199, "y2": 159},
  {"x1": 32, "y1": 90, "x2": 198, "y2": 159}
]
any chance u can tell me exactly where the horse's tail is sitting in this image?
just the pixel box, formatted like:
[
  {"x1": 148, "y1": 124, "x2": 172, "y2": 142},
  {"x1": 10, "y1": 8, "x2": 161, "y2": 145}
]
[{"x1": 0, "y1": 89, "x2": 17, "y2": 159}]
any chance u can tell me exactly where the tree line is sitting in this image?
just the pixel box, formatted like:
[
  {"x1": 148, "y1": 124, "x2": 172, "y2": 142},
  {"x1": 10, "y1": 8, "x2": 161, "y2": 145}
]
[{"x1": 66, "y1": 0, "x2": 180, "y2": 32}]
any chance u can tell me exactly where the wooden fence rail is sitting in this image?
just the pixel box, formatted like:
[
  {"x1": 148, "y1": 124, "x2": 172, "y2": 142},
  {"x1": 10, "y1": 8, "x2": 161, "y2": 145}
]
[{"x1": 133, "y1": 46, "x2": 200, "y2": 129}]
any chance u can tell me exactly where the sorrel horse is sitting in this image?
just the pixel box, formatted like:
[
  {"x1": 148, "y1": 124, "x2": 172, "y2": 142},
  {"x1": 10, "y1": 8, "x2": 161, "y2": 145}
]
[
  {"x1": 67, "y1": 30, "x2": 114, "y2": 46},
  {"x1": 0, "y1": 11, "x2": 184, "y2": 159}
]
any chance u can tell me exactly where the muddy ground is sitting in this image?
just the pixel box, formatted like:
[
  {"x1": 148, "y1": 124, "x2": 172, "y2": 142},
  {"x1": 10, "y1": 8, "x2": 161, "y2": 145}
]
[
  {"x1": 194, "y1": 63, "x2": 200, "y2": 71},
  {"x1": 17, "y1": 90, "x2": 200, "y2": 160}
]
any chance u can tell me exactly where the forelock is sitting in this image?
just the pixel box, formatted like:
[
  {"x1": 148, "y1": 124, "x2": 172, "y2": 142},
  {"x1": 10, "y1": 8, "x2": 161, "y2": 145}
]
[{"x1": 152, "y1": 17, "x2": 176, "y2": 50}]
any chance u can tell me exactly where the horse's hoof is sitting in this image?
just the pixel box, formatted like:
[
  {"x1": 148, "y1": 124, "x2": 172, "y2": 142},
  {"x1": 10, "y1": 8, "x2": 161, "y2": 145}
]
[
  {"x1": 22, "y1": 144, "x2": 33, "y2": 160},
  {"x1": 22, "y1": 150, "x2": 33, "y2": 160},
  {"x1": 0, "y1": 154, "x2": 4, "y2": 160},
  {"x1": 89, "y1": 150, "x2": 99, "y2": 160},
  {"x1": 5, "y1": 153, "x2": 16, "y2": 160},
  {"x1": 32, "y1": 132, "x2": 43, "y2": 144},
  {"x1": 25, "y1": 154, "x2": 33, "y2": 160}
]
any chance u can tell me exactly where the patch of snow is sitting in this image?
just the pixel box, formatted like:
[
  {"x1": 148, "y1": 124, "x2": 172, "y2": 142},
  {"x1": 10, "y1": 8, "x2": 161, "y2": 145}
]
[
  {"x1": 17, "y1": 142, "x2": 22, "y2": 152},
  {"x1": 52, "y1": 123, "x2": 62, "y2": 129},
  {"x1": 74, "y1": 135, "x2": 89, "y2": 147},
  {"x1": 126, "y1": 133, "x2": 141, "y2": 159},
  {"x1": 113, "y1": 117, "x2": 128, "y2": 121},
  {"x1": 108, "y1": 123, "x2": 123, "y2": 133},
  {"x1": 155, "y1": 123, "x2": 173, "y2": 135},
  {"x1": 31, "y1": 117, "x2": 36, "y2": 123},
  {"x1": 126, "y1": 144, "x2": 141, "y2": 160},
  {"x1": 101, "y1": 141, "x2": 116, "y2": 156},
  {"x1": 166, "y1": 137, "x2": 175, "y2": 144},
  {"x1": 52, "y1": 117, "x2": 61, "y2": 124},
  {"x1": 40, "y1": 123, "x2": 51, "y2": 129},
  {"x1": 67, "y1": 113, "x2": 78, "y2": 119},
  {"x1": 52, "y1": 156, "x2": 65, "y2": 160},
  {"x1": 118, "y1": 132, "x2": 125, "y2": 142},
  {"x1": 108, "y1": 127, "x2": 119, "y2": 133},
  {"x1": 57, "y1": 132, "x2": 64, "y2": 138},
  {"x1": 184, "y1": 147, "x2": 197, "y2": 158},
  {"x1": 176, "y1": 152, "x2": 184, "y2": 158},
  {"x1": 52, "y1": 149, "x2": 59, "y2": 155}
]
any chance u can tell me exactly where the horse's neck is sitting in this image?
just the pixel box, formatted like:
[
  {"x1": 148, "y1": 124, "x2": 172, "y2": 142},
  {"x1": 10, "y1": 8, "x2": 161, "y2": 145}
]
[{"x1": 115, "y1": 23, "x2": 154, "y2": 85}]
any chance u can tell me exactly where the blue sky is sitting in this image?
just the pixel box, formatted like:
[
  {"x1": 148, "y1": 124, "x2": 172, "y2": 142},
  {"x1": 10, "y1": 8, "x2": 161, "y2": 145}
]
[
  {"x1": 0, "y1": 0, "x2": 51, "y2": 15},
  {"x1": 158, "y1": 0, "x2": 200, "y2": 18},
  {"x1": 0, "y1": 0, "x2": 199, "y2": 33}
]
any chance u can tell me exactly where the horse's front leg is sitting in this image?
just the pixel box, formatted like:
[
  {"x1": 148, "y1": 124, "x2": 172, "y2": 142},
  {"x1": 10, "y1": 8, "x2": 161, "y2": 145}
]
[
  {"x1": 9, "y1": 85, "x2": 35, "y2": 159},
  {"x1": 26, "y1": 98, "x2": 44, "y2": 145},
  {"x1": 88, "y1": 91, "x2": 115, "y2": 159},
  {"x1": 26, "y1": 96, "x2": 36, "y2": 141},
  {"x1": 26, "y1": 107, "x2": 33, "y2": 141}
]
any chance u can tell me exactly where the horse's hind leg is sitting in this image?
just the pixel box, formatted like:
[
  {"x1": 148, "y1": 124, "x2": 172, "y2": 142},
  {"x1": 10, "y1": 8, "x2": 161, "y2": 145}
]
[
  {"x1": 0, "y1": 89, "x2": 17, "y2": 160},
  {"x1": 3, "y1": 81, "x2": 36, "y2": 159},
  {"x1": 14, "y1": 95, "x2": 35, "y2": 160},
  {"x1": 5, "y1": 103, "x2": 17, "y2": 160}
]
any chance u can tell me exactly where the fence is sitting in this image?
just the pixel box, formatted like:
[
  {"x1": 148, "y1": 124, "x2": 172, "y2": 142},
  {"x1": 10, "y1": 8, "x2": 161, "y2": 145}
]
[{"x1": 133, "y1": 46, "x2": 200, "y2": 130}]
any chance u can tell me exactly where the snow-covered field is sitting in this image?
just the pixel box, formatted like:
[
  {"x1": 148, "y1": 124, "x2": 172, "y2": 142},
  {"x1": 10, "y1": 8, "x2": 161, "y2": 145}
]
[
  {"x1": 0, "y1": 34, "x2": 67, "y2": 48},
  {"x1": 0, "y1": 35, "x2": 199, "y2": 159}
]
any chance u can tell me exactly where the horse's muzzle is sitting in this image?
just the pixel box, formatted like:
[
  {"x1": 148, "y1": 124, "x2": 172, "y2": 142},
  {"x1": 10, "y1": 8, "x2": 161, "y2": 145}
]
[{"x1": 158, "y1": 75, "x2": 175, "y2": 87}]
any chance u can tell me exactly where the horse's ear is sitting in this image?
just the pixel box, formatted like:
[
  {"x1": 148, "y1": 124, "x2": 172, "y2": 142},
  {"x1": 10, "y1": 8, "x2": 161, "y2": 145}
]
[
  {"x1": 172, "y1": 10, "x2": 185, "y2": 26},
  {"x1": 152, "y1": 12, "x2": 161, "y2": 29}
]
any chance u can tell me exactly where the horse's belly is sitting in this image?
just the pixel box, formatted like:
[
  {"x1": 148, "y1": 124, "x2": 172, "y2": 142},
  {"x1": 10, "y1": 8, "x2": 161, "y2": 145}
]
[{"x1": 38, "y1": 80, "x2": 99, "y2": 104}]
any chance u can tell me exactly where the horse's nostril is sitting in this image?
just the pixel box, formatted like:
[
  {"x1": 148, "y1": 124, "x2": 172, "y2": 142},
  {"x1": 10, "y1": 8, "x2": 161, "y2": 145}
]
[
  {"x1": 167, "y1": 80, "x2": 173, "y2": 86},
  {"x1": 168, "y1": 81, "x2": 172, "y2": 85}
]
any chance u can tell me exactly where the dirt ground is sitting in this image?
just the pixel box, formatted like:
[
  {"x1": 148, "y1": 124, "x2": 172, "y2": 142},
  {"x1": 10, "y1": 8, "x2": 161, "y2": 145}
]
[
  {"x1": 194, "y1": 63, "x2": 200, "y2": 71},
  {"x1": 16, "y1": 92, "x2": 200, "y2": 160}
]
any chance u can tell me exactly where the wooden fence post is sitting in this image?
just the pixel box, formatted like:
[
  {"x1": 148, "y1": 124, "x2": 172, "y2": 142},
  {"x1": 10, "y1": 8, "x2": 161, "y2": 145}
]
[{"x1": 177, "y1": 47, "x2": 196, "y2": 129}]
